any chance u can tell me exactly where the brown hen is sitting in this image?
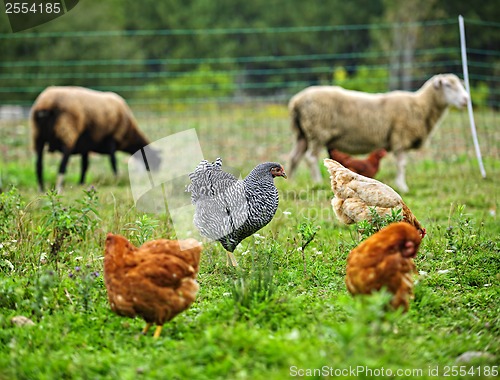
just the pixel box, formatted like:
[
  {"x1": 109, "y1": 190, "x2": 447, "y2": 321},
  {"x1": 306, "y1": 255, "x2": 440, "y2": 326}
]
[
  {"x1": 345, "y1": 222, "x2": 422, "y2": 311},
  {"x1": 323, "y1": 158, "x2": 426, "y2": 238},
  {"x1": 328, "y1": 148, "x2": 387, "y2": 178},
  {"x1": 104, "y1": 234, "x2": 202, "y2": 338}
]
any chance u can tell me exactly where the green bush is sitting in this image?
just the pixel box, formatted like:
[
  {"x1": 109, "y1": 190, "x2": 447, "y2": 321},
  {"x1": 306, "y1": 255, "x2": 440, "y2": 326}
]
[
  {"x1": 469, "y1": 81, "x2": 490, "y2": 108},
  {"x1": 333, "y1": 65, "x2": 390, "y2": 92},
  {"x1": 140, "y1": 64, "x2": 235, "y2": 102}
]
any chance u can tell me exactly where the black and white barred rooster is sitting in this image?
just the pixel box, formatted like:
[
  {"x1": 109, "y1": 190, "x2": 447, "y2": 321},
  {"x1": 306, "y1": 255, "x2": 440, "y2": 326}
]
[{"x1": 187, "y1": 158, "x2": 287, "y2": 266}]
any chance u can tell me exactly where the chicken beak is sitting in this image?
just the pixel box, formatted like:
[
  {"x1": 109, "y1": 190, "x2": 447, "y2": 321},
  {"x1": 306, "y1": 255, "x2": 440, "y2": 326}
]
[{"x1": 280, "y1": 166, "x2": 287, "y2": 179}]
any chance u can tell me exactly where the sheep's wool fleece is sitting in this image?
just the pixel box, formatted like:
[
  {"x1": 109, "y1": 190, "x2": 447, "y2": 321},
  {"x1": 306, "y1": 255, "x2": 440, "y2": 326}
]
[
  {"x1": 31, "y1": 86, "x2": 146, "y2": 150},
  {"x1": 188, "y1": 158, "x2": 281, "y2": 252},
  {"x1": 288, "y1": 74, "x2": 466, "y2": 154}
]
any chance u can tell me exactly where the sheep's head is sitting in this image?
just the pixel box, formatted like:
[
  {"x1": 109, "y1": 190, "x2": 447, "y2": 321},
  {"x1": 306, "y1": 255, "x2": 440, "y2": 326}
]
[{"x1": 433, "y1": 74, "x2": 469, "y2": 109}]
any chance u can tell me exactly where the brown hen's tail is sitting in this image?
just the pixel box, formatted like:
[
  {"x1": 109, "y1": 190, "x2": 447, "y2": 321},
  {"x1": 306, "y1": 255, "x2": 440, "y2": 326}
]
[
  {"x1": 328, "y1": 149, "x2": 352, "y2": 162},
  {"x1": 401, "y1": 203, "x2": 426, "y2": 238}
]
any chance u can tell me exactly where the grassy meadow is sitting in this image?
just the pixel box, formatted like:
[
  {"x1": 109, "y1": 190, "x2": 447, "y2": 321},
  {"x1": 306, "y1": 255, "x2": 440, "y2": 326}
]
[{"x1": 0, "y1": 104, "x2": 499, "y2": 379}]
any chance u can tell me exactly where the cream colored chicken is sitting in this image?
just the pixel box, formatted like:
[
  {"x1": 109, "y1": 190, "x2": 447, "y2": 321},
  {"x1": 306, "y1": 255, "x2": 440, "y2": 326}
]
[{"x1": 324, "y1": 159, "x2": 425, "y2": 237}]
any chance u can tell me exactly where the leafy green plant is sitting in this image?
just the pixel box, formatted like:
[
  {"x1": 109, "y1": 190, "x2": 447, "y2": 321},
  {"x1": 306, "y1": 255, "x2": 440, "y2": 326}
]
[
  {"x1": 356, "y1": 207, "x2": 403, "y2": 241},
  {"x1": 75, "y1": 187, "x2": 101, "y2": 239},
  {"x1": 124, "y1": 214, "x2": 160, "y2": 245},
  {"x1": 0, "y1": 277, "x2": 24, "y2": 309},
  {"x1": 297, "y1": 219, "x2": 321, "y2": 275},
  {"x1": 230, "y1": 243, "x2": 279, "y2": 315},
  {"x1": 443, "y1": 203, "x2": 493, "y2": 287},
  {"x1": 445, "y1": 203, "x2": 476, "y2": 254},
  {"x1": 0, "y1": 186, "x2": 25, "y2": 238},
  {"x1": 334, "y1": 292, "x2": 396, "y2": 341},
  {"x1": 0, "y1": 240, "x2": 16, "y2": 274},
  {"x1": 67, "y1": 265, "x2": 102, "y2": 313},
  {"x1": 231, "y1": 269, "x2": 273, "y2": 309},
  {"x1": 230, "y1": 267, "x2": 275, "y2": 313},
  {"x1": 29, "y1": 270, "x2": 59, "y2": 317},
  {"x1": 39, "y1": 187, "x2": 100, "y2": 268}
]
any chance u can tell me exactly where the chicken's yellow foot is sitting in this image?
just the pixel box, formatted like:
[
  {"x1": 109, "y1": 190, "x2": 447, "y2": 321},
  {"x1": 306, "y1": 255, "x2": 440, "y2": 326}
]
[
  {"x1": 142, "y1": 323, "x2": 152, "y2": 335},
  {"x1": 153, "y1": 325, "x2": 163, "y2": 339},
  {"x1": 226, "y1": 252, "x2": 238, "y2": 267}
]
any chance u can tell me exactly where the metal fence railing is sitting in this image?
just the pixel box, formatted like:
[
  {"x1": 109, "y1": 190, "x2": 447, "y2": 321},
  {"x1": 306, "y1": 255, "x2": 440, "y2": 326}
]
[{"x1": 0, "y1": 18, "x2": 498, "y2": 176}]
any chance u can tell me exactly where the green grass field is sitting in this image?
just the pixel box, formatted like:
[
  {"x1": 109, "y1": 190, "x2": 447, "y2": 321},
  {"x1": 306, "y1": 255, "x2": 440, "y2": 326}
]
[{"x1": 0, "y1": 105, "x2": 498, "y2": 379}]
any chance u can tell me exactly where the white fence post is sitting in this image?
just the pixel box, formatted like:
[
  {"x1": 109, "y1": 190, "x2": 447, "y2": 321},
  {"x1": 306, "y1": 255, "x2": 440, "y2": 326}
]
[{"x1": 458, "y1": 15, "x2": 487, "y2": 178}]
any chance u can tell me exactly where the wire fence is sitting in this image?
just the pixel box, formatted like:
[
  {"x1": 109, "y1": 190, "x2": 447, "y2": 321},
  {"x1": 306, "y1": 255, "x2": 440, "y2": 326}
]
[{"x1": 0, "y1": 18, "x2": 498, "y2": 180}]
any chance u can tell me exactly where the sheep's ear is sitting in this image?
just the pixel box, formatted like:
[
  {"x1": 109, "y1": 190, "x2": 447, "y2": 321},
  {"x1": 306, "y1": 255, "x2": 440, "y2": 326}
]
[{"x1": 433, "y1": 76, "x2": 443, "y2": 89}]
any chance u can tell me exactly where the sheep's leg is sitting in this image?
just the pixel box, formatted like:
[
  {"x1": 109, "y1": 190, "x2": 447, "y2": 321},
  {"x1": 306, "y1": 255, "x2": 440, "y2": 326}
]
[
  {"x1": 395, "y1": 151, "x2": 409, "y2": 193},
  {"x1": 80, "y1": 152, "x2": 89, "y2": 184},
  {"x1": 109, "y1": 140, "x2": 118, "y2": 176},
  {"x1": 304, "y1": 143, "x2": 322, "y2": 183},
  {"x1": 110, "y1": 153, "x2": 117, "y2": 175},
  {"x1": 287, "y1": 137, "x2": 307, "y2": 179},
  {"x1": 56, "y1": 147, "x2": 73, "y2": 193},
  {"x1": 35, "y1": 138, "x2": 45, "y2": 192}
]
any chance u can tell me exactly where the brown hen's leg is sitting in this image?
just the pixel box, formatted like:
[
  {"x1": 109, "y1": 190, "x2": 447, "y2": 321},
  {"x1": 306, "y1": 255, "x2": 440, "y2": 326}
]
[
  {"x1": 226, "y1": 252, "x2": 238, "y2": 267},
  {"x1": 141, "y1": 323, "x2": 152, "y2": 335},
  {"x1": 153, "y1": 325, "x2": 163, "y2": 339}
]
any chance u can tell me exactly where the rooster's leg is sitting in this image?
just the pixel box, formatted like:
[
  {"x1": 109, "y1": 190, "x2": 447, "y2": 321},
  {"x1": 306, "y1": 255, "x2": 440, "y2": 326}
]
[
  {"x1": 141, "y1": 323, "x2": 152, "y2": 335},
  {"x1": 226, "y1": 252, "x2": 238, "y2": 267},
  {"x1": 153, "y1": 325, "x2": 163, "y2": 339}
]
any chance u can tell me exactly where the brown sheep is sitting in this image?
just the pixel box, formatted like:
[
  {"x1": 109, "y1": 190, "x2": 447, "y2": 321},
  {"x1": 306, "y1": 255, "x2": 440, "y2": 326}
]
[
  {"x1": 31, "y1": 86, "x2": 160, "y2": 191},
  {"x1": 287, "y1": 74, "x2": 469, "y2": 192}
]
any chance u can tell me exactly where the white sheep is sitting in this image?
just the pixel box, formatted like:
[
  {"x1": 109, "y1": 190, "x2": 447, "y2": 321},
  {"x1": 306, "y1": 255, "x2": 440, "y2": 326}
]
[
  {"x1": 31, "y1": 86, "x2": 161, "y2": 191},
  {"x1": 287, "y1": 73, "x2": 469, "y2": 192}
]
